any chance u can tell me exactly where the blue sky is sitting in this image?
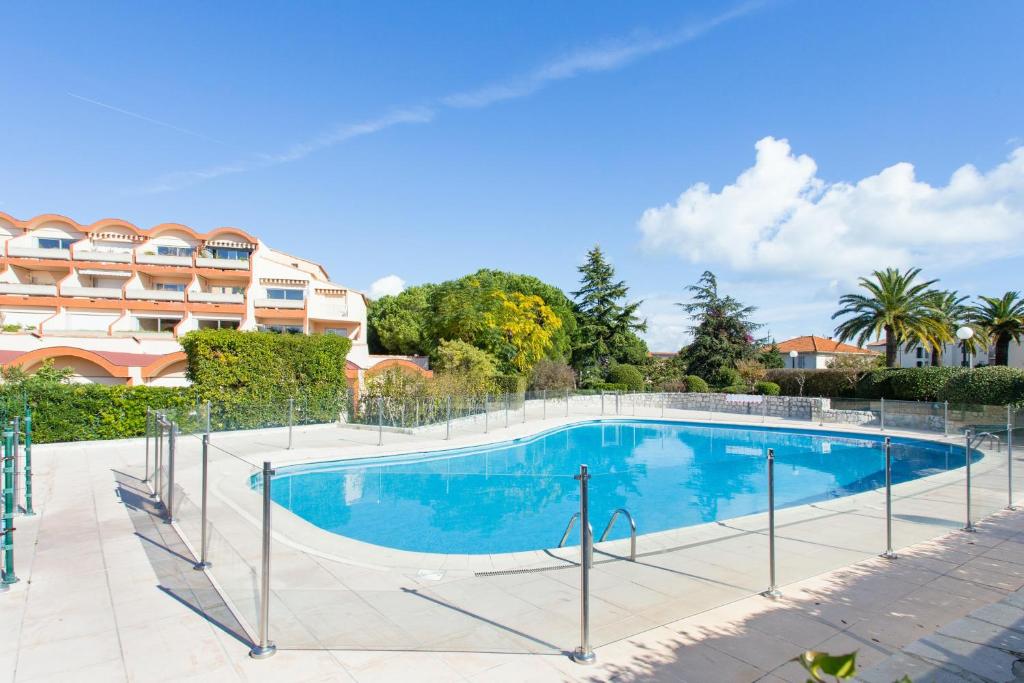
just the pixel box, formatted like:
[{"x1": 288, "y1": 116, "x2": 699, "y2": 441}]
[{"x1": 3, "y1": 1, "x2": 1023, "y2": 350}]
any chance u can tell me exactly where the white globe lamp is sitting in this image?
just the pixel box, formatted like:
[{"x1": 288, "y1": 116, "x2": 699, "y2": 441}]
[{"x1": 956, "y1": 326, "x2": 975, "y2": 368}]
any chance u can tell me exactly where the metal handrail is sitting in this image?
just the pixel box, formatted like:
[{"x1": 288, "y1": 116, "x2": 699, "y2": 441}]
[
  {"x1": 558, "y1": 512, "x2": 594, "y2": 568},
  {"x1": 598, "y1": 508, "x2": 637, "y2": 561},
  {"x1": 972, "y1": 431, "x2": 1001, "y2": 452}
]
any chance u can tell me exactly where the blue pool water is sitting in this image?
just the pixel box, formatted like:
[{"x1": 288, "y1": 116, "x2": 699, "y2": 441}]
[{"x1": 271, "y1": 420, "x2": 972, "y2": 554}]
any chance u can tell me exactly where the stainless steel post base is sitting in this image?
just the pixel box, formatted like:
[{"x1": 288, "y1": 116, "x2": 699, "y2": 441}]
[
  {"x1": 761, "y1": 587, "x2": 782, "y2": 599},
  {"x1": 961, "y1": 524, "x2": 976, "y2": 533},
  {"x1": 571, "y1": 648, "x2": 596, "y2": 665},
  {"x1": 193, "y1": 561, "x2": 212, "y2": 571},
  {"x1": 249, "y1": 643, "x2": 277, "y2": 659},
  {"x1": 880, "y1": 550, "x2": 898, "y2": 560}
]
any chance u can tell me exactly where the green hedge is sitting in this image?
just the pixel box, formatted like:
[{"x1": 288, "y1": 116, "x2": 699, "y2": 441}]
[
  {"x1": 712, "y1": 367, "x2": 742, "y2": 389},
  {"x1": 754, "y1": 381, "x2": 781, "y2": 396},
  {"x1": 492, "y1": 373, "x2": 528, "y2": 394},
  {"x1": 683, "y1": 375, "x2": 709, "y2": 393},
  {"x1": 588, "y1": 382, "x2": 629, "y2": 392},
  {"x1": 607, "y1": 364, "x2": 645, "y2": 391},
  {"x1": 766, "y1": 366, "x2": 1024, "y2": 405},
  {"x1": 939, "y1": 367, "x2": 1024, "y2": 405}
]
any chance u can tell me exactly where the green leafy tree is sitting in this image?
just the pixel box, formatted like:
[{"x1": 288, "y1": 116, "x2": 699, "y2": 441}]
[
  {"x1": 483, "y1": 291, "x2": 562, "y2": 373},
  {"x1": 924, "y1": 290, "x2": 977, "y2": 366},
  {"x1": 679, "y1": 271, "x2": 762, "y2": 380},
  {"x1": 758, "y1": 342, "x2": 785, "y2": 369},
  {"x1": 529, "y1": 359, "x2": 576, "y2": 391},
  {"x1": 571, "y1": 245, "x2": 647, "y2": 378},
  {"x1": 367, "y1": 285, "x2": 434, "y2": 355},
  {"x1": 832, "y1": 267, "x2": 943, "y2": 368},
  {"x1": 971, "y1": 291, "x2": 1024, "y2": 366},
  {"x1": 431, "y1": 339, "x2": 499, "y2": 396},
  {"x1": 606, "y1": 364, "x2": 644, "y2": 391}
]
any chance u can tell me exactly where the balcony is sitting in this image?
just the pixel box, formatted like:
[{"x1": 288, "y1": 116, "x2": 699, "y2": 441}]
[
  {"x1": 7, "y1": 246, "x2": 70, "y2": 260},
  {"x1": 74, "y1": 250, "x2": 132, "y2": 264},
  {"x1": 61, "y1": 286, "x2": 123, "y2": 299},
  {"x1": 255, "y1": 298, "x2": 304, "y2": 309},
  {"x1": 189, "y1": 291, "x2": 244, "y2": 304},
  {"x1": 0, "y1": 283, "x2": 58, "y2": 296},
  {"x1": 125, "y1": 289, "x2": 185, "y2": 302},
  {"x1": 195, "y1": 256, "x2": 249, "y2": 270},
  {"x1": 136, "y1": 254, "x2": 192, "y2": 267}
]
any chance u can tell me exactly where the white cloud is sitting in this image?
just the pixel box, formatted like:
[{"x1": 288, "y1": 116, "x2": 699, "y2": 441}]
[
  {"x1": 368, "y1": 274, "x2": 406, "y2": 299},
  {"x1": 639, "y1": 137, "x2": 1024, "y2": 281}
]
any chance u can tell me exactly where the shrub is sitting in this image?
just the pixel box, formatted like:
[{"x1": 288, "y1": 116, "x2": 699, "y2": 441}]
[
  {"x1": 735, "y1": 359, "x2": 767, "y2": 390},
  {"x1": 712, "y1": 366, "x2": 742, "y2": 389},
  {"x1": 766, "y1": 369, "x2": 855, "y2": 398},
  {"x1": 889, "y1": 367, "x2": 966, "y2": 401},
  {"x1": 754, "y1": 381, "x2": 781, "y2": 396},
  {"x1": 607, "y1": 364, "x2": 645, "y2": 391},
  {"x1": 529, "y1": 360, "x2": 576, "y2": 391},
  {"x1": 363, "y1": 366, "x2": 428, "y2": 399},
  {"x1": 720, "y1": 385, "x2": 750, "y2": 394},
  {"x1": 856, "y1": 369, "x2": 896, "y2": 399},
  {"x1": 492, "y1": 373, "x2": 528, "y2": 394},
  {"x1": 430, "y1": 339, "x2": 499, "y2": 396},
  {"x1": 683, "y1": 375, "x2": 709, "y2": 393},
  {"x1": 659, "y1": 380, "x2": 689, "y2": 393},
  {"x1": 939, "y1": 366, "x2": 1024, "y2": 405}
]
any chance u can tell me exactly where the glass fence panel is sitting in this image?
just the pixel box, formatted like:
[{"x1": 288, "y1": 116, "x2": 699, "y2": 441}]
[{"x1": 888, "y1": 439, "x2": 972, "y2": 550}]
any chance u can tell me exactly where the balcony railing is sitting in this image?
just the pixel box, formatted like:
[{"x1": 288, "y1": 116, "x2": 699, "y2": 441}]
[
  {"x1": 254, "y1": 298, "x2": 304, "y2": 309},
  {"x1": 73, "y1": 250, "x2": 132, "y2": 263},
  {"x1": 136, "y1": 253, "x2": 192, "y2": 267},
  {"x1": 0, "y1": 283, "x2": 58, "y2": 296},
  {"x1": 61, "y1": 286, "x2": 123, "y2": 299},
  {"x1": 125, "y1": 289, "x2": 186, "y2": 302},
  {"x1": 7, "y1": 246, "x2": 70, "y2": 260},
  {"x1": 188, "y1": 291, "x2": 245, "y2": 304},
  {"x1": 195, "y1": 256, "x2": 249, "y2": 270}
]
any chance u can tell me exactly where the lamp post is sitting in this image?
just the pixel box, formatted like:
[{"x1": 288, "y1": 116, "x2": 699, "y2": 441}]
[
  {"x1": 789, "y1": 350, "x2": 799, "y2": 369},
  {"x1": 956, "y1": 326, "x2": 975, "y2": 369}
]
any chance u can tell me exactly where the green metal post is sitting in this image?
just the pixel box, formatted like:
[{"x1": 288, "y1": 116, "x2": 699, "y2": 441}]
[
  {"x1": 23, "y1": 408, "x2": 33, "y2": 516},
  {"x1": 3, "y1": 428, "x2": 17, "y2": 585}
]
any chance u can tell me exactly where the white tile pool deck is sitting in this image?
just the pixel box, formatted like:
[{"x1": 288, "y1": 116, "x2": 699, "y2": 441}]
[{"x1": 5, "y1": 411, "x2": 1024, "y2": 681}]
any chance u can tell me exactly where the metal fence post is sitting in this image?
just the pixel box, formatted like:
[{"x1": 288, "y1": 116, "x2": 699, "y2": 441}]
[
  {"x1": 194, "y1": 434, "x2": 212, "y2": 570},
  {"x1": 522, "y1": 393, "x2": 527, "y2": 424},
  {"x1": 543, "y1": 389, "x2": 547, "y2": 420},
  {"x1": 23, "y1": 407, "x2": 33, "y2": 516},
  {"x1": 600, "y1": 391, "x2": 605, "y2": 416},
  {"x1": 12, "y1": 417, "x2": 19, "y2": 516},
  {"x1": 1008, "y1": 406, "x2": 1016, "y2": 511},
  {"x1": 154, "y1": 416, "x2": 163, "y2": 500},
  {"x1": 565, "y1": 389, "x2": 569, "y2": 417},
  {"x1": 2, "y1": 429, "x2": 16, "y2": 587},
  {"x1": 377, "y1": 397, "x2": 384, "y2": 447},
  {"x1": 505, "y1": 394, "x2": 509, "y2": 428},
  {"x1": 484, "y1": 394, "x2": 489, "y2": 434},
  {"x1": 144, "y1": 408, "x2": 151, "y2": 484},
  {"x1": 615, "y1": 392, "x2": 620, "y2": 415},
  {"x1": 205, "y1": 400, "x2": 212, "y2": 439},
  {"x1": 250, "y1": 461, "x2": 277, "y2": 659},
  {"x1": 287, "y1": 398, "x2": 295, "y2": 450},
  {"x1": 572, "y1": 463, "x2": 595, "y2": 665},
  {"x1": 881, "y1": 437, "x2": 897, "y2": 559},
  {"x1": 762, "y1": 397, "x2": 767, "y2": 424},
  {"x1": 943, "y1": 400, "x2": 949, "y2": 436},
  {"x1": 446, "y1": 396, "x2": 452, "y2": 440},
  {"x1": 661, "y1": 393, "x2": 666, "y2": 418},
  {"x1": 963, "y1": 429, "x2": 975, "y2": 532},
  {"x1": 165, "y1": 423, "x2": 177, "y2": 524},
  {"x1": 880, "y1": 397, "x2": 886, "y2": 431},
  {"x1": 762, "y1": 448, "x2": 781, "y2": 598}
]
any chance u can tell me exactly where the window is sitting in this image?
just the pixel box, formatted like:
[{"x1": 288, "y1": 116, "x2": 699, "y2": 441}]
[
  {"x1": 137, "y1": 317, "x2": 180, "y2": 333},
  {"x1": 206, "y1": 246, "x2": 250, "y2": 261},
  {"x1": 257, "y1": 324, "x2": 303, "y2": 334},
  {"x1": 266, "y1": 288, "x2": 305, "y2": 301},
  {"x1": 38, "y1": 237, "x2": 74, "y2": 250},
  {"x1": 156, "y1": 245, "x2": 194, "y2": 257},
  {"x1": 324, "y1": 327, "x2": 350, "y2": 336},
  {"x1": 916, "y1": 347, "x2": 925, "y2": 359},
  {"x1": 916, "y1": 361, "x2": 924, "y2": 367},
  {"x1": 211, "y1": 285, "x2": 245, "y2": 295},
  {"x1": 155, "y1": 282, "x2": 186, "y2": 292},
  {"x1": 198, "y1": 319, "x2": 239, "y2": 330}
]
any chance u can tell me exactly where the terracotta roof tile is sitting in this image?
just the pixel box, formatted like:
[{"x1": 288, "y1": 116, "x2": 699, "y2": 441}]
[{"x1": 775, "y1": 335, "x2": 877, "y2": 355}]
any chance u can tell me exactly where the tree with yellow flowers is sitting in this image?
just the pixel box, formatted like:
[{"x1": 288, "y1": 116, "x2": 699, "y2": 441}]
[{"x1": 484, "y1": 291, "x2": 563, "y2": 373}]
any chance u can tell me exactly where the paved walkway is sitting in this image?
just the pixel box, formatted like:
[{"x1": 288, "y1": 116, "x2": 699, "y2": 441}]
[{"x1": 4, "y1": 420, "x2": 1024, "y2": 681}]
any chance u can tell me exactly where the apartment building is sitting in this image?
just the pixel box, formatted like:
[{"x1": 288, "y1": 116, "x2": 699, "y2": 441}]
[
  {"x1": 866, "y1": 339, "x2": 1024, "y2": 369},
  {"x1": 0, "y1": 212, "x2": 429, "y2": 387}
]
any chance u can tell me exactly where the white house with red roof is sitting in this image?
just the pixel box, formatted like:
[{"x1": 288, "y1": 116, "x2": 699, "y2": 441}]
[{"x1": 775, "y1": 335, "x2": 880, "y2": 369}]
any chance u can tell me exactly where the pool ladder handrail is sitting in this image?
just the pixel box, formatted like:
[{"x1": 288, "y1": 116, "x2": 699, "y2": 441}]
[
  {"x1": 971, "y1": 431, "x2": 1002, "y2": 452},
  {"x1": 599, "y1": 508, "x2": 637, "y2": 562},
  {"x1": 558, "y1": 512, "x2": 593, "y2": 568},
  {"x1": 559, "y1": 509, "x2": 637, "y2": 563}
]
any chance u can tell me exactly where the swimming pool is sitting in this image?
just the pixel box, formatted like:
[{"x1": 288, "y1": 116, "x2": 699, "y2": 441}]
[{"x1": 271, "y1": 420, "x2": 971, "y2": 555}]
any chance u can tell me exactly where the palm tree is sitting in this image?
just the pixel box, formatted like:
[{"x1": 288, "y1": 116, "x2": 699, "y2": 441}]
[
  {"x1": 970, "y1": 292, "x2": 1024, "y2": 366},
  {"x1": 832, "y1": 267, "x2": 942, "y2": 368},
  {"x1": 924, "y1": 290, "x2": 974, "y2": 366}
]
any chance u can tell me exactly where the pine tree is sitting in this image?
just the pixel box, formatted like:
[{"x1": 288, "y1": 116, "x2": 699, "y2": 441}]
[
  {"x1": 680, "y1": 271, "x2": 763, "y2": 380},
  {"x1": 571, "y1": 245, "x2": 647, "y2": 377}
]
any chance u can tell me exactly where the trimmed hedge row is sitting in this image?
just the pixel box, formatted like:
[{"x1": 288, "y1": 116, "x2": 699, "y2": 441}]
[{"x1": 765, "y1": 366, "x2": 1024, "y2": 405}]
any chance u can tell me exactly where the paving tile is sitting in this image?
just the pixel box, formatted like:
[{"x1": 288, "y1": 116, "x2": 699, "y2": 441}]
[{"x1": 903, "y1": 632, "x2": 1019, "y2": 681}]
